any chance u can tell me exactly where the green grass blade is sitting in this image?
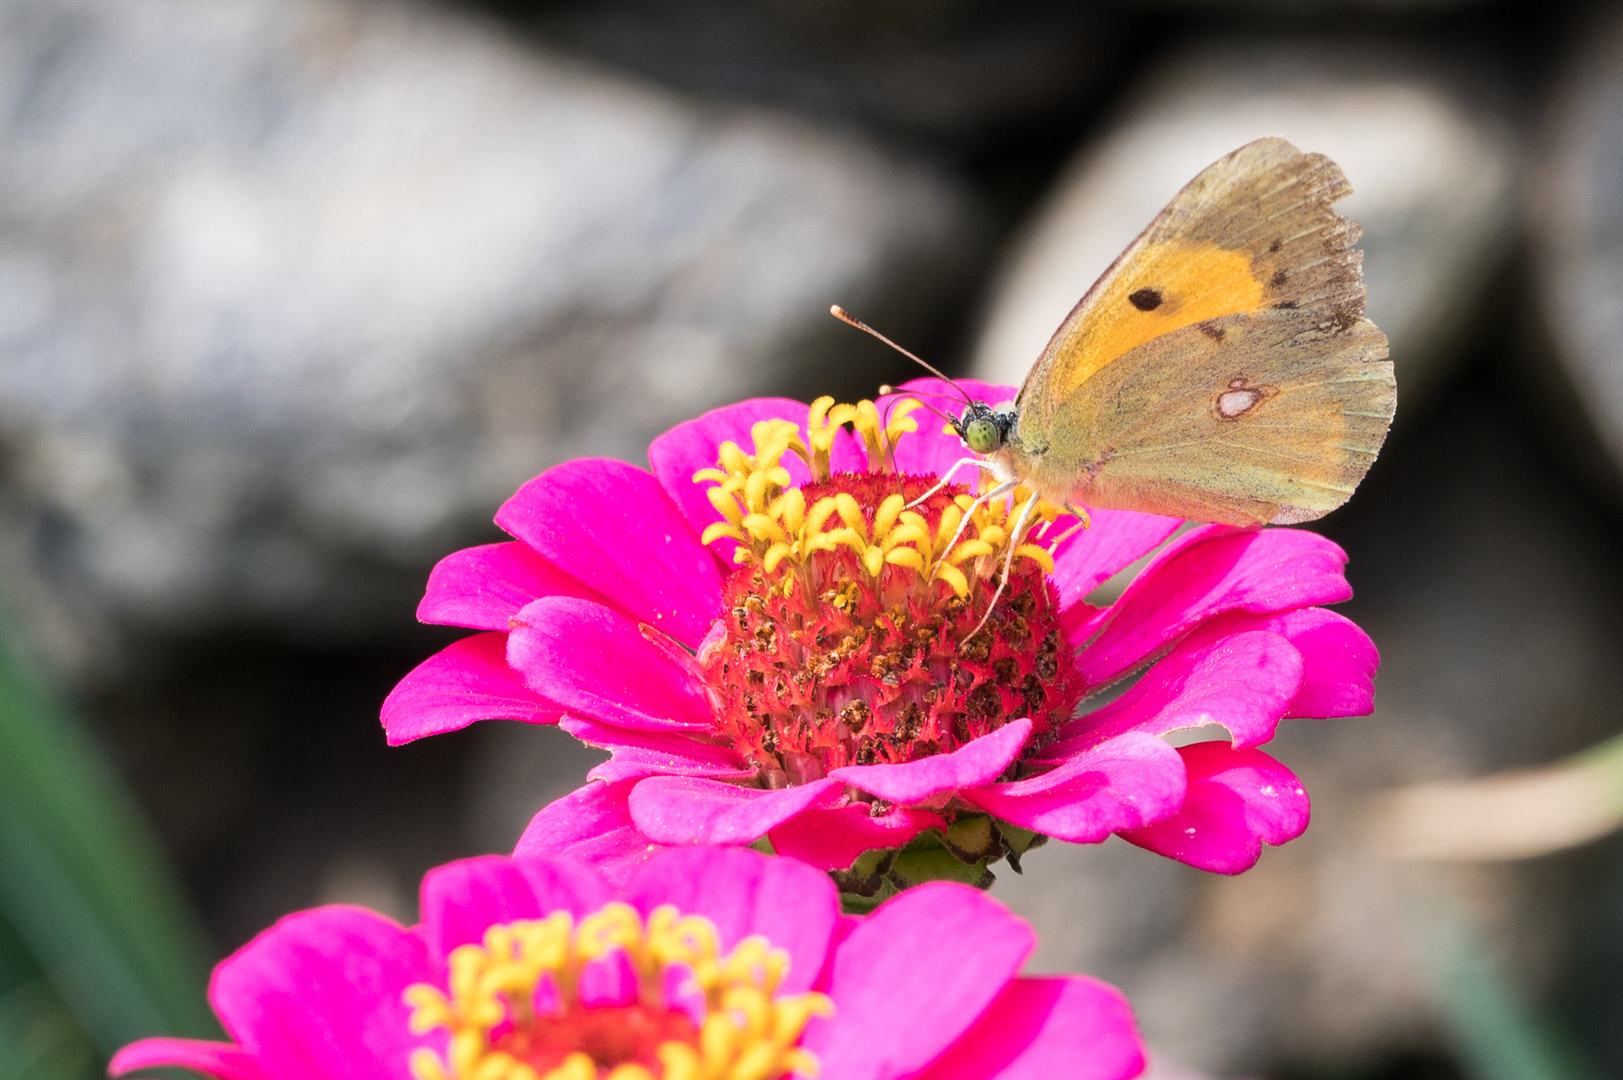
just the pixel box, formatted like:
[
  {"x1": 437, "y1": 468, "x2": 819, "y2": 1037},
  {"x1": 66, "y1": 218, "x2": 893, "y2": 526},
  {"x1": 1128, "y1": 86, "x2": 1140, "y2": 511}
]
[{"x1": 0, "y1": 617, "x2": 217, "y2": 1053}]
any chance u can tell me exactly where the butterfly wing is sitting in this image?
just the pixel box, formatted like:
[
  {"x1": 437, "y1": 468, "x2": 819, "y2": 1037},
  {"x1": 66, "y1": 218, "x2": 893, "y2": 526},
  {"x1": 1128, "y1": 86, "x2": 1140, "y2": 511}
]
[
  {"x1": 1009, "y1": 137, "x2": 1394, "y2": 525},
  {"x1": 1029, "y1": 309, "x2": 1393, "y2": 524}
]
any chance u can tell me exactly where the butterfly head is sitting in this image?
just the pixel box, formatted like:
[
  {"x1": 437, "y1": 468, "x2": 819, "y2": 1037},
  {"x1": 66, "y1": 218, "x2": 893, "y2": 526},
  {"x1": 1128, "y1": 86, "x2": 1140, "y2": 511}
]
[{"x1": 955, "y1": 401, "x2": 1018, "y2": 455}]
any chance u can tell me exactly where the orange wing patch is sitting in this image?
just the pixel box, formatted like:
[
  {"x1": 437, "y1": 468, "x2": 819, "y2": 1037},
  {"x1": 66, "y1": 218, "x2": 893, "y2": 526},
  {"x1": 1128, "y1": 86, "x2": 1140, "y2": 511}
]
[
  {"x1": 1018, "y1": 139, "x2": 1366, "y2": 431},
  {"x1": 1049, "y1": 240, "x2": 1264, "y2": 399}
]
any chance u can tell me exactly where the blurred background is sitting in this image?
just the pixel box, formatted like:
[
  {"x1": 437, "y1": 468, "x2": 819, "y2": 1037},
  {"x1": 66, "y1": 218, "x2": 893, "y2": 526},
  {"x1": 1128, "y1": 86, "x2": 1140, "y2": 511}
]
[{"x1": 2, "y1": 0, "x2": 1623, "y2": 1077}]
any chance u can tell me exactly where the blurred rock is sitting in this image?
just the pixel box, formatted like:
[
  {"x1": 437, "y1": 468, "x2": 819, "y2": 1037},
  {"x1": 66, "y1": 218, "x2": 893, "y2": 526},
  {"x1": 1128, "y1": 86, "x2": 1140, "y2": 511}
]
[
  {"x1": 460, "y1": 722, "x2": 607, "y2": 856},
  {"x1": 532, "y1": 0, "x2": 1123, "y2": 156},
  {"x1": 970, "y1": 40, "x2": 1518, "y2": 408},
  {"x1": 1125, "y1": 0, "x2": 1484, "y2": 11},
  {"x1": 0, "y1": 0, "x2": 982, "y2": 679},
  {"x1": 1529, "y1": 8, "x2": 1623, "y2": 490},
  {"x1": 995, "y1": 368, "x2": 1620, "y2": 1074}
]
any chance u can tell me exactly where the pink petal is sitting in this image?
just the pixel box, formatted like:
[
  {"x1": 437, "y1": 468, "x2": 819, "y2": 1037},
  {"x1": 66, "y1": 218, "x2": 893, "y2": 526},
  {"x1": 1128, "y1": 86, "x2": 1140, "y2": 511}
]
[
  {"x1": 880, "y1": 378, "x2": 1016, "y2": 481},
  {"x1": 828, "y1": 720, "x2": 1032, "y2": 804},
  {"x1": 1076, "y1": 525, "x2": 1352, "y2": 688},
  {"x1": 209, "y1": 906, "x2": 429, "y2": 1080},
  {"x1": 561, "y1": 717, "x2": 754, "y2": 783},
  {"x1": 959, "y1": 732, "x2": 1186, "y2": 843},
  {"x1": 578, "y1": 951, "x2": 639, "y2": 1009},
  {"x1": 625, "y1": 848, "x2": 839, "y2": 994},
  {"x1": 507, "y1": 597, "x2": 714, "y2": 733},
  {"x1": 802, "y1": 882, "x2": 1033, "y2": 1080},
  {"x1": 586, "y1": 749, "x2": 755, "y2": 784},
  {"x1": 1191, "y1": 607, "x2": 1378, "y2": 719},
  {"x1": 911, "y1": 976, "x2": 1145, "y2": 1080},
  {"x1": 627, "y1": 776, "x2": 843, "y2": 845},
  {"x1": 1044, "y1": 630, "x2": 1304, "y2": 755},
  {"x1": 768, "y1": 804, "x2": 947, "y2": 871},
  {"x1": 1122, "y1": 742, "x2": 1310, "y2": 873},
  {"x1": 513, "y1": 781, "x2": 668, "y2": 888},
  {"x1": 647, "y1": 398, "x2": 864, "y2": 564},
  {"x1": 1047, "y1": 511, "x2": 1184, "y2": 610},
  {"x1": 381, "y1": 632, "x2": 560, "y2": 746},
  {"x1": 417, "y1": 541, "x2": 605, "y2": 631},
  {"x1": 417, "y1": 855, "x2": 611, "y2": 962},
  {"x1": 495, "y1": 459, "x2": 722, "y2": 649},
  {"x1": 111, "y1": 1039, "x2": 271, "y2": 1080}
]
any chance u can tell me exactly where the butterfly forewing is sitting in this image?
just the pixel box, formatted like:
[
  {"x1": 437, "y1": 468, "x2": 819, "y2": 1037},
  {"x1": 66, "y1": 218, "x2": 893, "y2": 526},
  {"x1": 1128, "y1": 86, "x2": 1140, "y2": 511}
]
[{"x1": 1006, "y1": 136, "x2": 1395, "y2": 525}]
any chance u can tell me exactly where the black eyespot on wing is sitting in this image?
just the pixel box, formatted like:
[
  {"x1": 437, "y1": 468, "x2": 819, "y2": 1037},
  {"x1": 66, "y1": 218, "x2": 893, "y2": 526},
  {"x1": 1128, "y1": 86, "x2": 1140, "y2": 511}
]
[
  {"x1": 1128, "y1": 288, "x2": 1163, "y2": 311},
  {"x1": 1269, "y1": 269, "x2": 1288, "y2": 288},
  {"x1": 1199, "y1": 322, "x2": 1226, "y2": 341},
  {"x1": 1268, "y1": 237, "x2": 1283, "y2": 253}
]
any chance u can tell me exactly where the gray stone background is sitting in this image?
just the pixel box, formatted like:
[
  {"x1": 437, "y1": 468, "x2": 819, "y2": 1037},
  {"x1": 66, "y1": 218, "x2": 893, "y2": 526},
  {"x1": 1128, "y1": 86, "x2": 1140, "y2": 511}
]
[{"x1": 7, "y1": 0, "x2": 1623, "y2": 1076}]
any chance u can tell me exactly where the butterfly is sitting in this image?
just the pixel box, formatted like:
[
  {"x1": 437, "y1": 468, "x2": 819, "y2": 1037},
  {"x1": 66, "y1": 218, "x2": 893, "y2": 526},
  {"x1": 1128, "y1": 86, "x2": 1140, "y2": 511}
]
[{"x1": 876, "y1": 136, "x2": 1395, "y2": 538}]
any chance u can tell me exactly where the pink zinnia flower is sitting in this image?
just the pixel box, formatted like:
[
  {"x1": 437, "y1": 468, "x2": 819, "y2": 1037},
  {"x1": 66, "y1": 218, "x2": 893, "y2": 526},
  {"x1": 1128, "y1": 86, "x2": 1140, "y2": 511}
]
[
  {"x1": 383, "y1": 380, "x2": 1376, "y2": 881},
  {"x1": 111, "y1": 847, "x2": 1145, "y2": 1080}
]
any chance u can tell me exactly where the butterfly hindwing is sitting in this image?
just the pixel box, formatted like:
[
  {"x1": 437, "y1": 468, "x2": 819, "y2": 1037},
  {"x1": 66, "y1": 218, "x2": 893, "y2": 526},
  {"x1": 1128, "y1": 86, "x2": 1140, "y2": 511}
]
[{"x1": 1028, "y1": 308, "x2": 1393, "y2": 525}]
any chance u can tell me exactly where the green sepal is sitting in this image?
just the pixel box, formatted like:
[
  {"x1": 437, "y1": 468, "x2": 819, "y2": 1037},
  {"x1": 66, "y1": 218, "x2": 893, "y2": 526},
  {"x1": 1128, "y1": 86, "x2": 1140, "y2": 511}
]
[
  {"x1": 992, "y1": 820, "x2": 1047, "y2": 873},
  {"x1": 833, "y1": 824, "x2": 1005, "y2": 912},
  {"x1": 941, "y1": 814, "x2": 1000, "y2": 863},
  {"x1": 890, "y1": 845, "x2": 995, "y2": 890}
]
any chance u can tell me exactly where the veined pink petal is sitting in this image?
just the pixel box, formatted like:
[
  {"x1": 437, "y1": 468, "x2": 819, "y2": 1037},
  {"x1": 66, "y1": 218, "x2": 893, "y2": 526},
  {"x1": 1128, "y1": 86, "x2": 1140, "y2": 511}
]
[
  {"x1": 418, "y1": 855, "x2": 611, "y2": 962},
  {"x1": 417, "y1": 541, "x2": 606, "y2": 631},
  {"x1": 828, "y1": 720, "x2": 1032, "y2": 804},
  {"x1": 381, "y1": 632, "x2": 560, "y2": 746},
  {"x1": 111, "y1": 1039, "x2": 272, "y2": 1080},
  {"x1": 507, "y1": 597, "x2": 713, "y2": 733},
  {"x1": 513, "y1": 781, "x2": 667, "y2": 888},
  {"x1": 1190, "y1": 607, "x2": 1378, "y2": 719},
  {"x1": 911, "y1": 976, "x2": 1145, "y2": 1080},
  {"x1": 1076, "y1": 525, "x2": 1352, "y2": 688},
  {"x1": 879, "y1": 378, "x2": 1016, "y2": 481},
  {"x1": 1047, "y1": 511, "x2": 1184, "y2": 611},
  {"x1": 209, "y1": 906, "x2": 429, "y2": 1080},
  {"x1": 768, "y1": 804, "x2": 947, "y2": 871},
  {"x1": 587, "y1": 749, "x2": 755, "y2": 783},
  {"x1": 627, "y1": 776, "x2": 843, "y2": 845},
  {"x1": 648, "y1": 398, "x2": 864, "y2": 564},
  {"x1": 561, "y1": 717, "x2": 754, "y2": 783},
  {"x1": 1044, "y1": 631, "x2": 1305, "y2": 756},
  {"x1": 495, "y1": 459, "x2": 722, "y2": 649},
  {"x1": 1122, "y1": 742, "x2": 1310, "y2": 873},
  {"x1": 802, "y1": 882, "x2": 1034, "y2": 1080},
  {"x1": 624, "y1": 847, "x2": 839, "y2": 995},
  {"x1": 959, "y1": 732, "x2": 1186, "y2": 843}
]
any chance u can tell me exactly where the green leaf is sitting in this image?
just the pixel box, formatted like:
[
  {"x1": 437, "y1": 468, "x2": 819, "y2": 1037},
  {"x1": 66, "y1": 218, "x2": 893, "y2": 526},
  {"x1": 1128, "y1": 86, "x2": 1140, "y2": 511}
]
[
  {"x1": 0, "y1": 614, "x2": 217, "y2": 1054},
  {"x1": 1415, "y1": 904, "x2": 1599, "y2": 1080}
]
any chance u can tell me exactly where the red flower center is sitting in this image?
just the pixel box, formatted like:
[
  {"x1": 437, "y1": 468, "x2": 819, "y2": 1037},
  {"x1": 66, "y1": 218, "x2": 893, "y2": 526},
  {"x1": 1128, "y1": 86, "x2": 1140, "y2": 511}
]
[
  {"x1": 694, "y1": 400, "x2": 1085, "y2": 789},
  {"x1": 497, "y1": 1002, "x2": 695, "y2": 1076}
]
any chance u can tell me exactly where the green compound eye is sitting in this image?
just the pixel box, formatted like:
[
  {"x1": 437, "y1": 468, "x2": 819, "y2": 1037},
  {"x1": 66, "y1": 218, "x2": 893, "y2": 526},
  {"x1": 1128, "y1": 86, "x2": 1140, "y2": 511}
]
[{"x1": 964, "y1": 417, "x2": 1002, "y2": 454}]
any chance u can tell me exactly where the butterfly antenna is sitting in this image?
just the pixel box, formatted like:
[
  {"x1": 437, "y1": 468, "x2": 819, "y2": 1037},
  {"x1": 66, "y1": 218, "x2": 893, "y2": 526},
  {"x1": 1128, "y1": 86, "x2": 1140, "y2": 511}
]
[
  {"x1": 878, "y1": 384, "x2": 971, "y2": 406},
  {"x1": 880, "y1": 389, "x2": 959, "y2": 432},
  {"x1": 831, "y1": 305, "x2": 973, "y2": 405}
]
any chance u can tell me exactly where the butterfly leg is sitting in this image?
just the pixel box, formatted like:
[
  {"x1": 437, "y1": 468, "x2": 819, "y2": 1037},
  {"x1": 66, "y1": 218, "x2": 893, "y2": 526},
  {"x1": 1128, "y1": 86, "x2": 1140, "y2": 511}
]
[
  {"x1": 1042, "y1": 502, "x2": 1093, "y2": 553},
  {"x1": 966, "y1": 491, "x2": 1042, "y2": 642},
  {"x1": 932, "y1": 479, "x2": 1019, "y2": 574},
  {"x1": 905, "y1": 457, "x2": 991, "y2": 510}
]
